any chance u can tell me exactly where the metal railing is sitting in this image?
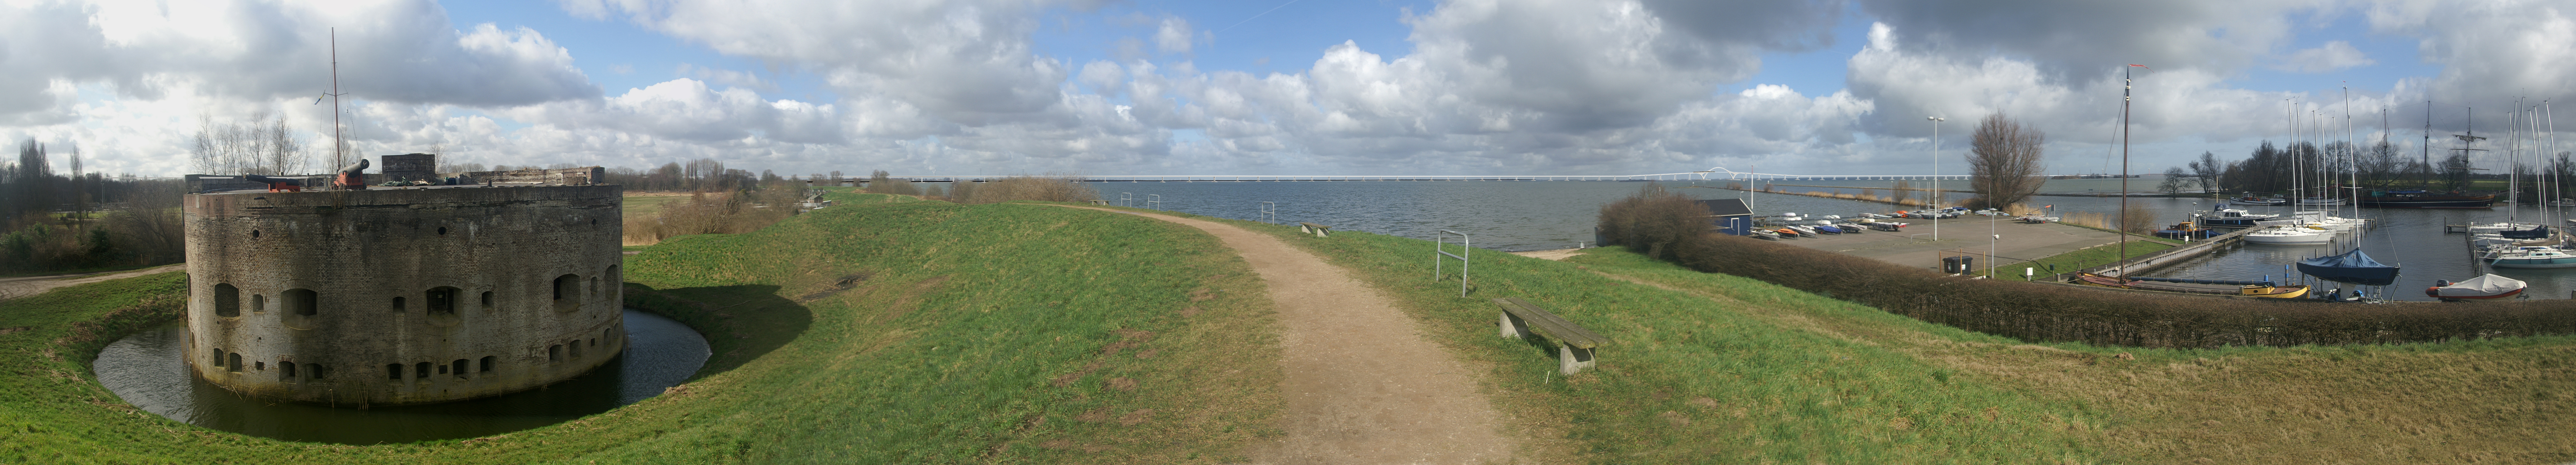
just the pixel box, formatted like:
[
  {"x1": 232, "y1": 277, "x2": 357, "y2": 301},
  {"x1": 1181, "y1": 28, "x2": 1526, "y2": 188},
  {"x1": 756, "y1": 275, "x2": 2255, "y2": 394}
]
[
  {"x1": 1145, "y1": 194, "x2": 1161, "y2": 210},
  {"x1": 1119, "y1": 192, "x2": 1133, "y2": 207},
  {"x1": 1436, "y1": 229, "x2": 1471, "y2": 297},
  {"x1": 1259, "y1": 202, "x2": 1277, "y2": 224}
]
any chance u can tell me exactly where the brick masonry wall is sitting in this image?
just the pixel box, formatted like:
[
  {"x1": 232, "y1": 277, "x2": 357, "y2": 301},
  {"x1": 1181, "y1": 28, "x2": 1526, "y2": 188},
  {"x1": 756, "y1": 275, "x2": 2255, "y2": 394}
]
[{"x1": 183, "y1": 185, "x2": 626, "y2": 405}]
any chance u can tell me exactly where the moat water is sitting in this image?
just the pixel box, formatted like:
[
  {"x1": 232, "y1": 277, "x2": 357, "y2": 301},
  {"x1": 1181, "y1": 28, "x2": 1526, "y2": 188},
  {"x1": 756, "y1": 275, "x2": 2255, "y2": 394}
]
[{"x1": 91, "y1": 309, "x2": 709, "y2": 444}]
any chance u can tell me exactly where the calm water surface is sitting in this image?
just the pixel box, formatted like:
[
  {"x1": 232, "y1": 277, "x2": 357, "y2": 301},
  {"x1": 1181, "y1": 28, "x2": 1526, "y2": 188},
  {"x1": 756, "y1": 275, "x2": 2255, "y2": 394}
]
[
  {"x1": 91, "y1": 309, "x2": 709, "y2": 444},
  {"x1": 1103, "y1": 179, "x2": 2576, "y2": 301}
]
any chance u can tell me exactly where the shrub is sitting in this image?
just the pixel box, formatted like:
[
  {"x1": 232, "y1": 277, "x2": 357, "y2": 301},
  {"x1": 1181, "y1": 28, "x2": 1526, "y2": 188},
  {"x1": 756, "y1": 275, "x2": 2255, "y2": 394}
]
[
  {"x1": 1594, "y1": 183, "x2": 1712, "y2": 260},
  {"x1": 952, "y1": 175, "x2": 1098, "y2": 204}
]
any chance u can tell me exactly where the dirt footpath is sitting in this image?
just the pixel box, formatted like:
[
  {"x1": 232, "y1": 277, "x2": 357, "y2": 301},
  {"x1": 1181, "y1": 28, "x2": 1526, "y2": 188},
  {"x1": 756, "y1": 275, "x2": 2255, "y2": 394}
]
[
  {"x1": 0, "y1": 264, "x2": 183, "y2": 301},
  {"x1": 1063, "y1": 207, "x2": 1516, "y2": 464}
]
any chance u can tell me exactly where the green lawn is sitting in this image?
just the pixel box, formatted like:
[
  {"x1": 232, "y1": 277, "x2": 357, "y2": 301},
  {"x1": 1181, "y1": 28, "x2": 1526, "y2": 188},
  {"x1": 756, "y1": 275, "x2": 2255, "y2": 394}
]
[{"x1": 0, "y1": 192, "x2": 1283, "y2": 464}]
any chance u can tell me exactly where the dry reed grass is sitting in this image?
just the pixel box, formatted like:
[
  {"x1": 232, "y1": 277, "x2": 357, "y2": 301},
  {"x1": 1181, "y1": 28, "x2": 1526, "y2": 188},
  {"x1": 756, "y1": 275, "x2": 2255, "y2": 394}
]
[
  {"x1": 948, "y1": 175, "x2": 1100, "y2": 204},
  {"x1": 622, "y1": 187, "x2": 802, "y2": 245}
]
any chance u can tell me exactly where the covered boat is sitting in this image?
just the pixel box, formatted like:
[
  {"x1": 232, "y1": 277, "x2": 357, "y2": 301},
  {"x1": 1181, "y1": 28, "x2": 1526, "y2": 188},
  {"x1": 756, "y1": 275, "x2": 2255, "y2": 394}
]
[
  {"x1": 2296, "y1": 249, "x2": 2400, "y2": 286},
  {"x1": 2425, "y1": 274, "x2": 2527, "y2": 301},
  {"x1": 2499, "y1": 225, "x2": 2552, "y2": 239}
]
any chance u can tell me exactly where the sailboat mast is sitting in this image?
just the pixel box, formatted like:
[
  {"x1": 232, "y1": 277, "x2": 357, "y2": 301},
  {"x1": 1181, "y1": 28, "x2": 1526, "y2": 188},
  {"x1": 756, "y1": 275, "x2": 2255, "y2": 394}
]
[
  {"x1": 2118, "y1": 64, "x2": 2141, "y2": 271},
  {"x1": 330, "y1": 28, "x2": 345, "y2": 183}
]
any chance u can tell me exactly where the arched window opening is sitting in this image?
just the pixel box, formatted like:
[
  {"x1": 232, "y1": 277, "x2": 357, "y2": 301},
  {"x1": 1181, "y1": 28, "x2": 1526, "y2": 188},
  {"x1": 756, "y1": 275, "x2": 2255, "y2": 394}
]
[
  {"x1": 451, "y1": 359, "x2": 469, "y2": 378},
  {"x1": 553, "y1": 274, "x2": 580, "y2": 311},
  {"x1": 415, "y1": 362, "x2": 431, "y2": 379},
  {"x1": 588, "y1": 276, "x2": 600, "y2": 298},
  {"x1": 309, "y1": 364, "x2": 327, "y2": 380},
  {"x1": 213, "y1": 284, "x2": 240, "y2": 317},
  {"x1": 479, "y1": 356, "x2": 495, "y2": 373},
  {"x1": 606, "y1": 265, "x2": 621, "y2": 285},
  {"x1": 228, "y1": 353, "x2": 243, "y2": 372},
  {"x1": 278, "y1": 361, "x2": 297, "y2": 382},
  {"x1": 480, "y1": 291, "x2": 494, "y2": 309},
  {"x1": 603, "y1": 328, "x2": 615, "y2": 344},
  {"x1": 391, "y1": 296, "x2": 406, "y2": 311},
  {"x1": 548, "y1": 344, "x2": 563, "y2": 362},
  {"x1": 211, "y1": 348, "x2": 224, "y2": 365},
  {"x1": 253, "y1": 294, "x2": 266, "y2": 313},
  {"x1": 426, "y1": 287, "x2": 459, "y2": 316},
  {"x1": 553, "y1": 275, "x2": 576, "y2": 300},
  {"x1": 387, "y1": 364, "x2": 404, "y2": 380},
  {"x1": 255, "y1": 361, "x2": 264, "y2": 371},
  {"x1": 284, "y1": 289, "x2": 318, "y2": 316},
  {"x1": 569, "y1": 341, "x2": 583, "y2": 359}
]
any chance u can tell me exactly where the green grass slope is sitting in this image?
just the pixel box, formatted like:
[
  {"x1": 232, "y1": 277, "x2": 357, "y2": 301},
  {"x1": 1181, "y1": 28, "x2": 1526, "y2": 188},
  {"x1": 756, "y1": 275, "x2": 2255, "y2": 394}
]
[
  {"x1": 0, "y1": 192, "x2": 1283, "y2": 464},
  {"x1": 1194, "y1": 218, "x2": 2103, "y2": 463},
  {"x1": 1200, "y1": 214, "x2": 2573, "y2": 464}
]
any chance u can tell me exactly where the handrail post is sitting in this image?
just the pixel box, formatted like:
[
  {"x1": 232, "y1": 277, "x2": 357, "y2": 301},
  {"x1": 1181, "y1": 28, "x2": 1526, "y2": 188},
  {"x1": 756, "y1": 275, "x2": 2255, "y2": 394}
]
[
  {"x1": 1436, "y1": 229, "x2": 1471, "y2": 297},
  {"x1": 1259, "y1": 202, "x2": 1277, "y2": 224}
]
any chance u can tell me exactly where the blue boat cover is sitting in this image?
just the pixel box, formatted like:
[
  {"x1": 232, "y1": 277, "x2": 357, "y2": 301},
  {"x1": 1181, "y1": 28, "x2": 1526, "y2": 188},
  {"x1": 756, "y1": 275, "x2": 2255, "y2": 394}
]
[
  {"x1": 2501, "y1": 226, "x2": 2550, "y2": 239},
  {"x1": 2298, "y1": 249, "x2": 2400, "y2": 286}
]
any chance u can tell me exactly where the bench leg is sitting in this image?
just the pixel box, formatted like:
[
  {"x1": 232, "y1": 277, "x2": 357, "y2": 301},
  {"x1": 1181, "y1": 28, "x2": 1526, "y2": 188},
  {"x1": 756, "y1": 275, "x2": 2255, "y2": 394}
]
[
  {"x1": 1299, "y1": 225, "x2": 1311, "y2": 234},
  {"x1": 1499, "y1": 312, "x2": 1531, "y2": 339},
  {"x1": 1315, "y1": 229, "x2": 1328, "y2": 238},
  {"x1": 1559, "y1": 345, "x2": 1595, "y2": 375}
]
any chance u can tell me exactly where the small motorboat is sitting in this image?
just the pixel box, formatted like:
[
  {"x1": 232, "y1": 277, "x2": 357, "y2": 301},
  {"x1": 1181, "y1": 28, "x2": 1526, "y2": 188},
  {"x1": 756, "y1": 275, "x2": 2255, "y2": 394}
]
[
  {"x1": 1867, "y1": 222, "x2": 1906, "y2": 231},
  {"x1": 2243, "y1": 224, "x2": 2331, "y2": 245},
  {"x1": 2426, "y1": 274, "x2": 2528, "y2": 301},
  {"x1": 2236, "y1": 284, "x2": 2311, "y2": 299},
  {"x1": 2015, "y1": 215, "x2": 2060, "y2": 224},
  {"x1": 1775, "y1": 227, "x2": 1804, "y2": 238},
  {"x1": 2154, "y1": 222, "x2": 2217, "y2": 239},
  {"x1": 1834, "y1": 223, "x2": 1866, "y2": 233},
  {"x1": 2197, "y1": 208, "x2": 2280, "y2": 227},
  {"x1": 1786, "y1": 225, "x2": 1819, "y2": 237},
  {"x1": 1863, "y1": 213, "x2": 1894, "y2": 219},
  {"x1": 2230, "y1": 195, "x2": 2286, "y2": 205},
  {"x1": 1749, "y1": 229, "x2": 1782, "y2": 240}
]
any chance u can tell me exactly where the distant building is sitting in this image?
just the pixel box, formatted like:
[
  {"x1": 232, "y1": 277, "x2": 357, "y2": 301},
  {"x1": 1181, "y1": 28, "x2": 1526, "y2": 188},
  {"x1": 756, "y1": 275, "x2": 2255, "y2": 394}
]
[{"x1": 1697, "y1": 198, "x2": 1755, "y2": 236}]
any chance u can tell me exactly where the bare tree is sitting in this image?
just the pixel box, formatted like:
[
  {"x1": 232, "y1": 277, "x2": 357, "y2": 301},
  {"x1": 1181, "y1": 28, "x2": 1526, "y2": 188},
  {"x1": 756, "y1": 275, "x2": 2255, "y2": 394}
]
[
  {"x1": 1966, "y1": 113, "x2": 2046, "y2": 208},
  {"x1": 190, "y1": 112, "x2": 305, "y2": 175},
  {"x1": 2186, "y1": 151, "x2": 2223, "y2": 193}
]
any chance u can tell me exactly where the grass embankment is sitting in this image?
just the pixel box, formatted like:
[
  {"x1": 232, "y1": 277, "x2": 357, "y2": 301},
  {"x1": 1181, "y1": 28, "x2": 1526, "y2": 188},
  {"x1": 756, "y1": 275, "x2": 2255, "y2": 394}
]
[
  {"x1": 1158, "y1": 211, "x2": 2570, "y2": 463},
  {"x1": 1562, "y1": 249, "x2": 2576, "y2": 463},
  {"x1": 1171, "y1": 216, "x2": 2101, "y2": 463},
  {"x1": 0, "y1": 192, "x2": 1284, "y2": 463}
]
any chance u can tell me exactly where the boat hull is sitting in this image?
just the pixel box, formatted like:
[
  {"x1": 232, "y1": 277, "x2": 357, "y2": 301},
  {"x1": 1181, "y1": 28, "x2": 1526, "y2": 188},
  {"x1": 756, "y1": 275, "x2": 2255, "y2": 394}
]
[
  {"x1": 2488, "y1": 257, "x2": 2576, "y2": 268},
  {"x1": 2244, "y1": 234, "x2": 2332, "y2": 245},
  {"x1": 2425, "y1": 287, "x2": 2525, "y2": 300}
]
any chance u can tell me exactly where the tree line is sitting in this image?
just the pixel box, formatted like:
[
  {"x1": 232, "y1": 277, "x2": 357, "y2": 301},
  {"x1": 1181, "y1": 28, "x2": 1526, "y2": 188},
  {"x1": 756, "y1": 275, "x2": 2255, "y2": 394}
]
[{"x1": 2, "y1": 139, "x2": 188, "y2": 277}]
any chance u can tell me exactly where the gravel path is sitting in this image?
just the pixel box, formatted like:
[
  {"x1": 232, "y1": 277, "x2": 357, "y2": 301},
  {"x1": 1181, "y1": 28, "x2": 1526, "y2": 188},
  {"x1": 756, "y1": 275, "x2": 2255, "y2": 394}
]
[
  {"x1": 1063, "y1": 207, "x2": 1516, "y2": 464},
  {"x1": 0, "y1": 264, "x2": 183, "y2": 301}
]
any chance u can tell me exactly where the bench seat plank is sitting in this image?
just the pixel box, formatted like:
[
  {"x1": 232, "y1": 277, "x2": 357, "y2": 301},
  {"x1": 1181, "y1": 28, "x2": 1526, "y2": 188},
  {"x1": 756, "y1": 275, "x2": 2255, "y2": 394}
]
[{"x1": 1492, "y1": 297, "x2": 1608, "y2": 349}]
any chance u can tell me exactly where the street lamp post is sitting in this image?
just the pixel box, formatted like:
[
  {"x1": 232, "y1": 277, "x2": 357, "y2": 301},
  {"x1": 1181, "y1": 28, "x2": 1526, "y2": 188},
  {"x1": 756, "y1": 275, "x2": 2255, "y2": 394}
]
[{"x1": 1928, "y1": 116, "x2": 1946, "y2": 241}]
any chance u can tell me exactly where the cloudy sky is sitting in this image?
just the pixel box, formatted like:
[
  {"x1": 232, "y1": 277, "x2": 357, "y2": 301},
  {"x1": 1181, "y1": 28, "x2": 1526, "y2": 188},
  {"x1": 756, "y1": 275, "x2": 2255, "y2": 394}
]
[{"x1": 7, "y1": 0, "x2": 2574, "y2": 177}]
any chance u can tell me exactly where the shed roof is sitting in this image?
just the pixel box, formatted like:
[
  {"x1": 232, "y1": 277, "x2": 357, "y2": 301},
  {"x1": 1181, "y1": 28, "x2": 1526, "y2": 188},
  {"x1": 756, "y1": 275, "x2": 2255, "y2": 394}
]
[{"x1": 1696, "y1": 198, "x2": 1752, "y2": 216}]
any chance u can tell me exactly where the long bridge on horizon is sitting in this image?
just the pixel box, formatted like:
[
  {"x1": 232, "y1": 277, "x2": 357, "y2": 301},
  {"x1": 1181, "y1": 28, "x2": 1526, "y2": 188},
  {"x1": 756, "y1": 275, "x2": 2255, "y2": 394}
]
[{"x1": 856, "y1": 168, "x2": 2012, "y2": 183}]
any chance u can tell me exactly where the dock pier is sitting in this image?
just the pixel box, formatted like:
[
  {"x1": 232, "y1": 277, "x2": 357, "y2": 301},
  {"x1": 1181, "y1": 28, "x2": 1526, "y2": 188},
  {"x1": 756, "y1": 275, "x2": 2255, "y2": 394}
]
[{"x1": 2075, "y1": 227, "x2": 2257, "y2": 279}]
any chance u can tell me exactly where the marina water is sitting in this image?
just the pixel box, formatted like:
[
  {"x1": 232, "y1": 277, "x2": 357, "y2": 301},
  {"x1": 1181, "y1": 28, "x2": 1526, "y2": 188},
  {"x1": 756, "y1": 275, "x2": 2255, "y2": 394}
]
[{"x1": 1105, "y1": 179, "x2": 2571, "y2": 302}]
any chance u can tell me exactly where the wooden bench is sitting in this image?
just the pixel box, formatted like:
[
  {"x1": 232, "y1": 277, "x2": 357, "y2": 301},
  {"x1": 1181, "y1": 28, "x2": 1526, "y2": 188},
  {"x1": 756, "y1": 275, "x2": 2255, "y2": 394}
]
[
  {"x1": 1087, "y1": 199, "x2": 1110, "y2": 206},
  {"x1": 1491, "y1": 297, "x2": 1610, "y2": 374},
  {"x1": 1297, "y1": 222, "x2": 1334, "y2": 237}
]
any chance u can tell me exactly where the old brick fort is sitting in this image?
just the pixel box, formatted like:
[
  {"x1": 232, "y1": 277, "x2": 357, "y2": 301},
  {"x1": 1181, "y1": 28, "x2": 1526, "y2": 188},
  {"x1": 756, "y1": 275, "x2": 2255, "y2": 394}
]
[{"x1": 182, "y1": 156, "x2": 626, "y2": 405}]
